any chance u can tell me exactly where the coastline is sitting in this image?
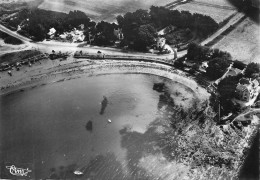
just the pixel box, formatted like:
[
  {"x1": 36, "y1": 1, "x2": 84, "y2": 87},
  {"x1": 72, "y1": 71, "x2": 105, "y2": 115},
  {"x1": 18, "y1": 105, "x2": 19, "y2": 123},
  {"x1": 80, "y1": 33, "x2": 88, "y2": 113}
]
[
  {"x1": 0, "y1": 59, "x2": 208, "y2": 100},
  {"x1": 0, "y1": 58, "x2": 258, "y2": 179}
]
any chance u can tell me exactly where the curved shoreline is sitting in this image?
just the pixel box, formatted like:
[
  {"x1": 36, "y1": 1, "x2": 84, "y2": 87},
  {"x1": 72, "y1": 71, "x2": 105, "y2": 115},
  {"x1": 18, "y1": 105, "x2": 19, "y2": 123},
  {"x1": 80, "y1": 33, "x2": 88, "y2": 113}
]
[
  {"x1": 1, "y1": 59, "x2": 258, "y2": 179},
  {"x1": 0, "y1": 60, "x2": 209, "y2": 100}
]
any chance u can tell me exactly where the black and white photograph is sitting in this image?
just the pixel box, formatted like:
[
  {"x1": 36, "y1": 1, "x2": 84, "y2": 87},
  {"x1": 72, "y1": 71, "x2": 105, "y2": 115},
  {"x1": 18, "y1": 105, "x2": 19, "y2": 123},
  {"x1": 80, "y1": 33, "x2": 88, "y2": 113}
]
[{"x1": 0, "y1": 0, "x2": 259, "y2": 179}]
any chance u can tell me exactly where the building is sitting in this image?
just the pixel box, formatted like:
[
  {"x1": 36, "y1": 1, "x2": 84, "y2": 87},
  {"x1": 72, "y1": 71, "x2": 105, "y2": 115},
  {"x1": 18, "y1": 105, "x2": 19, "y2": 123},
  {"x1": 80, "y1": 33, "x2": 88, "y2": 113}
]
[
  {"x1": 226, "y1": 67, "x2": 243, "y2": 77},
  {"x1": 114, "y1": 28, "x2": 124, "y2": 40},
  {"x1": 199, "y1": 61, "x2": 208, "y2": 72},
  {"x1": 235, "y1": 78, "x2": 259, "y2": 102},
  {"x1": 48, "y1": 28, "x2": 56, "y2": 38},
  {"x1": 156, "y1": 37, "x2": 166, "y2": 50}
]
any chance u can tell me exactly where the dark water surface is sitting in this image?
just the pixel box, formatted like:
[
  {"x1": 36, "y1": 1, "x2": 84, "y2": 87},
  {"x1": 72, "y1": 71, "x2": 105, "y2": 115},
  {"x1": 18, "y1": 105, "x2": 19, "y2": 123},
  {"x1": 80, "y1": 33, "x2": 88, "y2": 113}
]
[
  {"x1": 0, "y1": 74, "x2": 171, "y2": 179},
  {"x1": 1, "y1": 74, "x2": 258, "y2": 179}
]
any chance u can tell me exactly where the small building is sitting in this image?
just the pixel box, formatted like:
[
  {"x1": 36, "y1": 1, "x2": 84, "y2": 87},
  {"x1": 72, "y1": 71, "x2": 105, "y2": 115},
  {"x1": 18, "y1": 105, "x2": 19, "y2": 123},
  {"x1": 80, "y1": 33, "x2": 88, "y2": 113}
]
[
  {"x1": 199, "y1": 61, "x2": 208, "y2": 72},
  {"x1": 235, "y1": 78, "x2": 259, "y2": 102},
  {"x1": 114, "y1": 28, "x2": 124, "y2": 40},
  {"x1": 79, "y1": 24, "x2": 84, "y2": 30},
  {"x1": 156, "y1": 37, "x2": 166, "y2": 50},
  {"x1": 48, "y1": 28, "x2": 56, "y2": 38},
  {"x1": 226, "y1": 67, "x2": 242, "y2": 77}
]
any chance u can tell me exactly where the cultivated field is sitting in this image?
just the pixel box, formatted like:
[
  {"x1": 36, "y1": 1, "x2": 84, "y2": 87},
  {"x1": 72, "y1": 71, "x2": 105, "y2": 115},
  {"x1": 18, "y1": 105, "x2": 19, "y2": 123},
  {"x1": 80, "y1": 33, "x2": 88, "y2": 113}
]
[
  {"x1": 172, "y1": 0, "x2": 236, "y2": 23},
  {"x1": 213, "y1": 18, "x2": 260, "y2": 64},
  {"x1": 0, "y1": 0, "x2": 35, "y2": 3},
  {"x1": 38, "y1": 0, "x2": 175, "y2": 22},
  {"x1": 193, "y1": 0, "x2": 234, "y2": 7}
]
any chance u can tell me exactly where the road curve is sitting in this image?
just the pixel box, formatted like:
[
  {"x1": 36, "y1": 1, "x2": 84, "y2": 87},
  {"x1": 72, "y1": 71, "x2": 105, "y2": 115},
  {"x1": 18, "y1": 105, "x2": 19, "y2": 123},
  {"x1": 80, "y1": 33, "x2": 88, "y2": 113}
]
[{"x1": 0, "y1": 23, "x2": 184, "y2": 60}]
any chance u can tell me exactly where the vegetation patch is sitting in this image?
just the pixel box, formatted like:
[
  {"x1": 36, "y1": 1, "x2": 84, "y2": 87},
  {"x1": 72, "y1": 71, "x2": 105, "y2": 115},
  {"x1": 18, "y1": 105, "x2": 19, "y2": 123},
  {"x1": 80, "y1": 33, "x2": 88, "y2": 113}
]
[
  {"x1": 1, "y1": 5, "x2": 218, "y2": 51},
  {"x1": 0, "y1": 50, "x2": 42, "y2": 64},
  {"x1": 0, "y1": 31, "x2": 23, "y2": 45}
]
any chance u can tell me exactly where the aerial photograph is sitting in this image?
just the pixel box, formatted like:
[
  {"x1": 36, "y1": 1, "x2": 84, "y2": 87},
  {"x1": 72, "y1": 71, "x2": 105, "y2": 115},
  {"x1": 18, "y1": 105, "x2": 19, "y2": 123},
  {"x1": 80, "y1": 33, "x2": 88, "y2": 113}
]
[{"x1": 0, "y1": 0, "x2": 259, "y2": 179}]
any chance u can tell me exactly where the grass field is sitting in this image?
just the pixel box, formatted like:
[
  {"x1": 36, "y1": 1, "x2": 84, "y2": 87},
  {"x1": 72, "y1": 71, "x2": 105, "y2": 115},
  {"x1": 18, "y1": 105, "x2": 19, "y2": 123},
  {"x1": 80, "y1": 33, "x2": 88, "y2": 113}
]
[
  {"x1": 213, "y1": 18, "x2": 260, "y2": 64},
  {"x1": 38, "y1": 0, "x2": 175, "y2": 22},
  {"x1": 172, "y1": 1, "x2": 236, "y2": 23}
]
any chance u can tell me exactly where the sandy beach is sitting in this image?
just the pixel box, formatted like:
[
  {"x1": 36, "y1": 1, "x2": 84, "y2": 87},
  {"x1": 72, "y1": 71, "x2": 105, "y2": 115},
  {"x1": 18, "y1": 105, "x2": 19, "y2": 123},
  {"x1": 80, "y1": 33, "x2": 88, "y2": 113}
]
[{"x1": 0, "y1": 57, "x2": 209, "y2": 103}]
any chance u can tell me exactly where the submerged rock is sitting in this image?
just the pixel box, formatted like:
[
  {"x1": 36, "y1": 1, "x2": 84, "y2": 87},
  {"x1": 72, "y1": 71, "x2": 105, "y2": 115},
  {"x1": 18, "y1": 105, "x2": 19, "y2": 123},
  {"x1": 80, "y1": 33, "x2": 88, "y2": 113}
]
[
  {"x1": 86, "y1": 120, "x2": 93, "y2": 131},
  {"x1": 100, "y1": 96, "x2": 108, "y2": 115}
]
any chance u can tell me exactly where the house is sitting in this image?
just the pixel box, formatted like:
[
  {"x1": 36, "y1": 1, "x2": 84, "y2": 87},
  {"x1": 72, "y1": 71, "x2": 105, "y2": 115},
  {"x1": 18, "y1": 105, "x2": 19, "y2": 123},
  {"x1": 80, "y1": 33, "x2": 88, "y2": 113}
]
[
  {"x1": 114, "y1": 28, "x2": 124, "y2": 40},
  {"x1": 226, "y1": 67, "x2": 243, "y2": 77},
  {"x1": 235, "y1": 78, "x2": 259, "y2": 102},
  {"x1": 156, "y1": 37, "x2": 166, "y2": 50},
  {"x1": 59, "y1": 28, "x2": 85, "y2": 42},
  {"x1": 79, "y1": 24, "x2": 84, "y2": 30},
  {"x1": 48, "y1": 28, "x2": 56, "y2": 38},
  {"x1": 155, "y1": 38, "x2": 177, "y2": 56},
  {"x1": 199, "y1": 61, "x2": 208, "y2": 72}
]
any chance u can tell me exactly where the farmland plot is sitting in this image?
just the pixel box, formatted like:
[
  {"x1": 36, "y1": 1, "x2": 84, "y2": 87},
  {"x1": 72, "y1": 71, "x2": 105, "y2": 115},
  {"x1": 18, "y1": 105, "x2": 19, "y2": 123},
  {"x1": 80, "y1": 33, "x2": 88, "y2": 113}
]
[
  {"x1": 38, "y1": 0, "x2": 175, "y2": 22},
  {"x1": 193, "y1": 0, "x2": 235, "y2": 8},
  {"x1": 172, "y1": 1, "x2": 236, "y2": 23},
  {"x1": 213, "y1": 18, "x2": 260, "y2": 64}
]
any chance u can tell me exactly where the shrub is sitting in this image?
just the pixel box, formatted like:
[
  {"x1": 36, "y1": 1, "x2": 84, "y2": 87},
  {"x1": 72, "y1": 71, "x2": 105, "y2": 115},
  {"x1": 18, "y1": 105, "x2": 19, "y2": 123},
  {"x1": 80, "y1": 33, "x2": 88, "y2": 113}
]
[{"x1": 4, "y1": 36, "x2": 23, "y2": 45}]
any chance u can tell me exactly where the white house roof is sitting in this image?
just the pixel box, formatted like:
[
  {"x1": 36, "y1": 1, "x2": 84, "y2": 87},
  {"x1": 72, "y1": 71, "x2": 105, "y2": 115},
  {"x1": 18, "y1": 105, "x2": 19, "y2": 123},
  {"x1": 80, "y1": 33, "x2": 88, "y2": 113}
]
[{"x1": 48, "y1": 28, "x2": 56, "y2": 35}]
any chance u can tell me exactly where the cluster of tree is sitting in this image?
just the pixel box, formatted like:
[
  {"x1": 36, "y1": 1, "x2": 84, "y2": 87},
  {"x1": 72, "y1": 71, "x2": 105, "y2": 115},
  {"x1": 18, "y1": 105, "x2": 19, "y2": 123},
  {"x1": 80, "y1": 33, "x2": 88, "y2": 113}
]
[
  {"x1": 216, "y1": 74, "x2": 245, "y2": 117},
  {"x1": 232, "y1": 60, "x2": 246, "y2": 70},
  {"x1": 6, "y1": 8, "x2": 120, "y2": 44},
  {"x1": 0, "y1": 31, "x2": 23, "y2": 45},
  {"x1": 13, "y1": 9, "x2": 68, "y2": 41},
  {"x1": 116, "y1": 9, "x2": 156, "y2": 51},
  {"x1": 116, "y1": 6, "x2": 218, "y2": 51},
  {"x1": 187, "y1": 43, "x2": 232, "y2": 62},
  {"x1": 228, "y1": 0, "x2": 254, "y2": 9},
  {"x1": 4, "y1": 5, "x2": 219, "y2": 49},
  {"x1": 244, "y1": 62, "x2": 260, "y2": 78},
  {"x1": 218, "y1": 75, "x2": 242, "y2": 100},
  {"x1": 214, "y1": 62, "x2": 260, "y2": 117},
  {"x1": 4, "y1": 36, "x2": 23, "y2": 45},
  {"x1": 186, "y1": 43, "x2": 232, "y2": 80},
  {"x1": 206, "y1": 58, "x2": 231, "y2": 80},
  {"x1": 149, "y1": 6, "x2": 218, "y2": 36},
  {"x1": 228, "y1": 0, "x2": 259, "y2": 23},
  {"x1": 93, "y1": 21, "x2": 118, "y2": 46}
]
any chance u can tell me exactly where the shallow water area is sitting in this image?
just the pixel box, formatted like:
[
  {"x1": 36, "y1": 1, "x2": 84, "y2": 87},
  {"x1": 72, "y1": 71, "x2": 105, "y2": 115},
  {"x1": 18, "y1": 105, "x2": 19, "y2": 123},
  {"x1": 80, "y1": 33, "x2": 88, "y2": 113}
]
[{"x1": 0, "y1": 73, "x2": 194, "y2": 179}]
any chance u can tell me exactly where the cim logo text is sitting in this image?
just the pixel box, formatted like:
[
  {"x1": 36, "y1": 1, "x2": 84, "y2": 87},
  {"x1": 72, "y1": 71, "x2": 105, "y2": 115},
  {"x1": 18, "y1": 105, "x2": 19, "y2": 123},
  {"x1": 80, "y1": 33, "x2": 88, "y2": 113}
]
[{"x1": 6, "y1": 165, "x2": 32, "y2": 177}]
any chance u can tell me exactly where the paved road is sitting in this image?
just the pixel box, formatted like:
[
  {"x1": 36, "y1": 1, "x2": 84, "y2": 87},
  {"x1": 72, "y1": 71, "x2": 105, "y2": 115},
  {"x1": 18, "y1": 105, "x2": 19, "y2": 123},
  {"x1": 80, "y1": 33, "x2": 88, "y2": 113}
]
[
  {"x1": 0, "y1": 24, "x2": 31, "y2": 43},
  {"x1": 0, "y1": 24, "x2": 184, "y2": 60}
]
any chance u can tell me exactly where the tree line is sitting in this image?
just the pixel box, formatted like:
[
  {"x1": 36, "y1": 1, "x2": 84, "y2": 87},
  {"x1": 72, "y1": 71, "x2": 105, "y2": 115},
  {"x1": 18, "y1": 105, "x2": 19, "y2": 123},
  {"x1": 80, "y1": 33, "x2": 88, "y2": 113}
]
[{"x1": 3, "y1": 6, "x2": 219, "y2": 50}]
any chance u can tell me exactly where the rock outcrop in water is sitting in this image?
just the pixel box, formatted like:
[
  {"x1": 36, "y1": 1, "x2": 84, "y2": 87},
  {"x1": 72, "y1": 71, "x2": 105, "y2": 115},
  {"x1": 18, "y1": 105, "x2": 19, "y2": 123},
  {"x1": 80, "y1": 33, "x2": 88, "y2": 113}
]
[
  {"x1": 86, "y1": 120, "x2": 93, "y2": 131},
  {"x1": 100, "y1": 96, "x2": 108, "y2": 115}
]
